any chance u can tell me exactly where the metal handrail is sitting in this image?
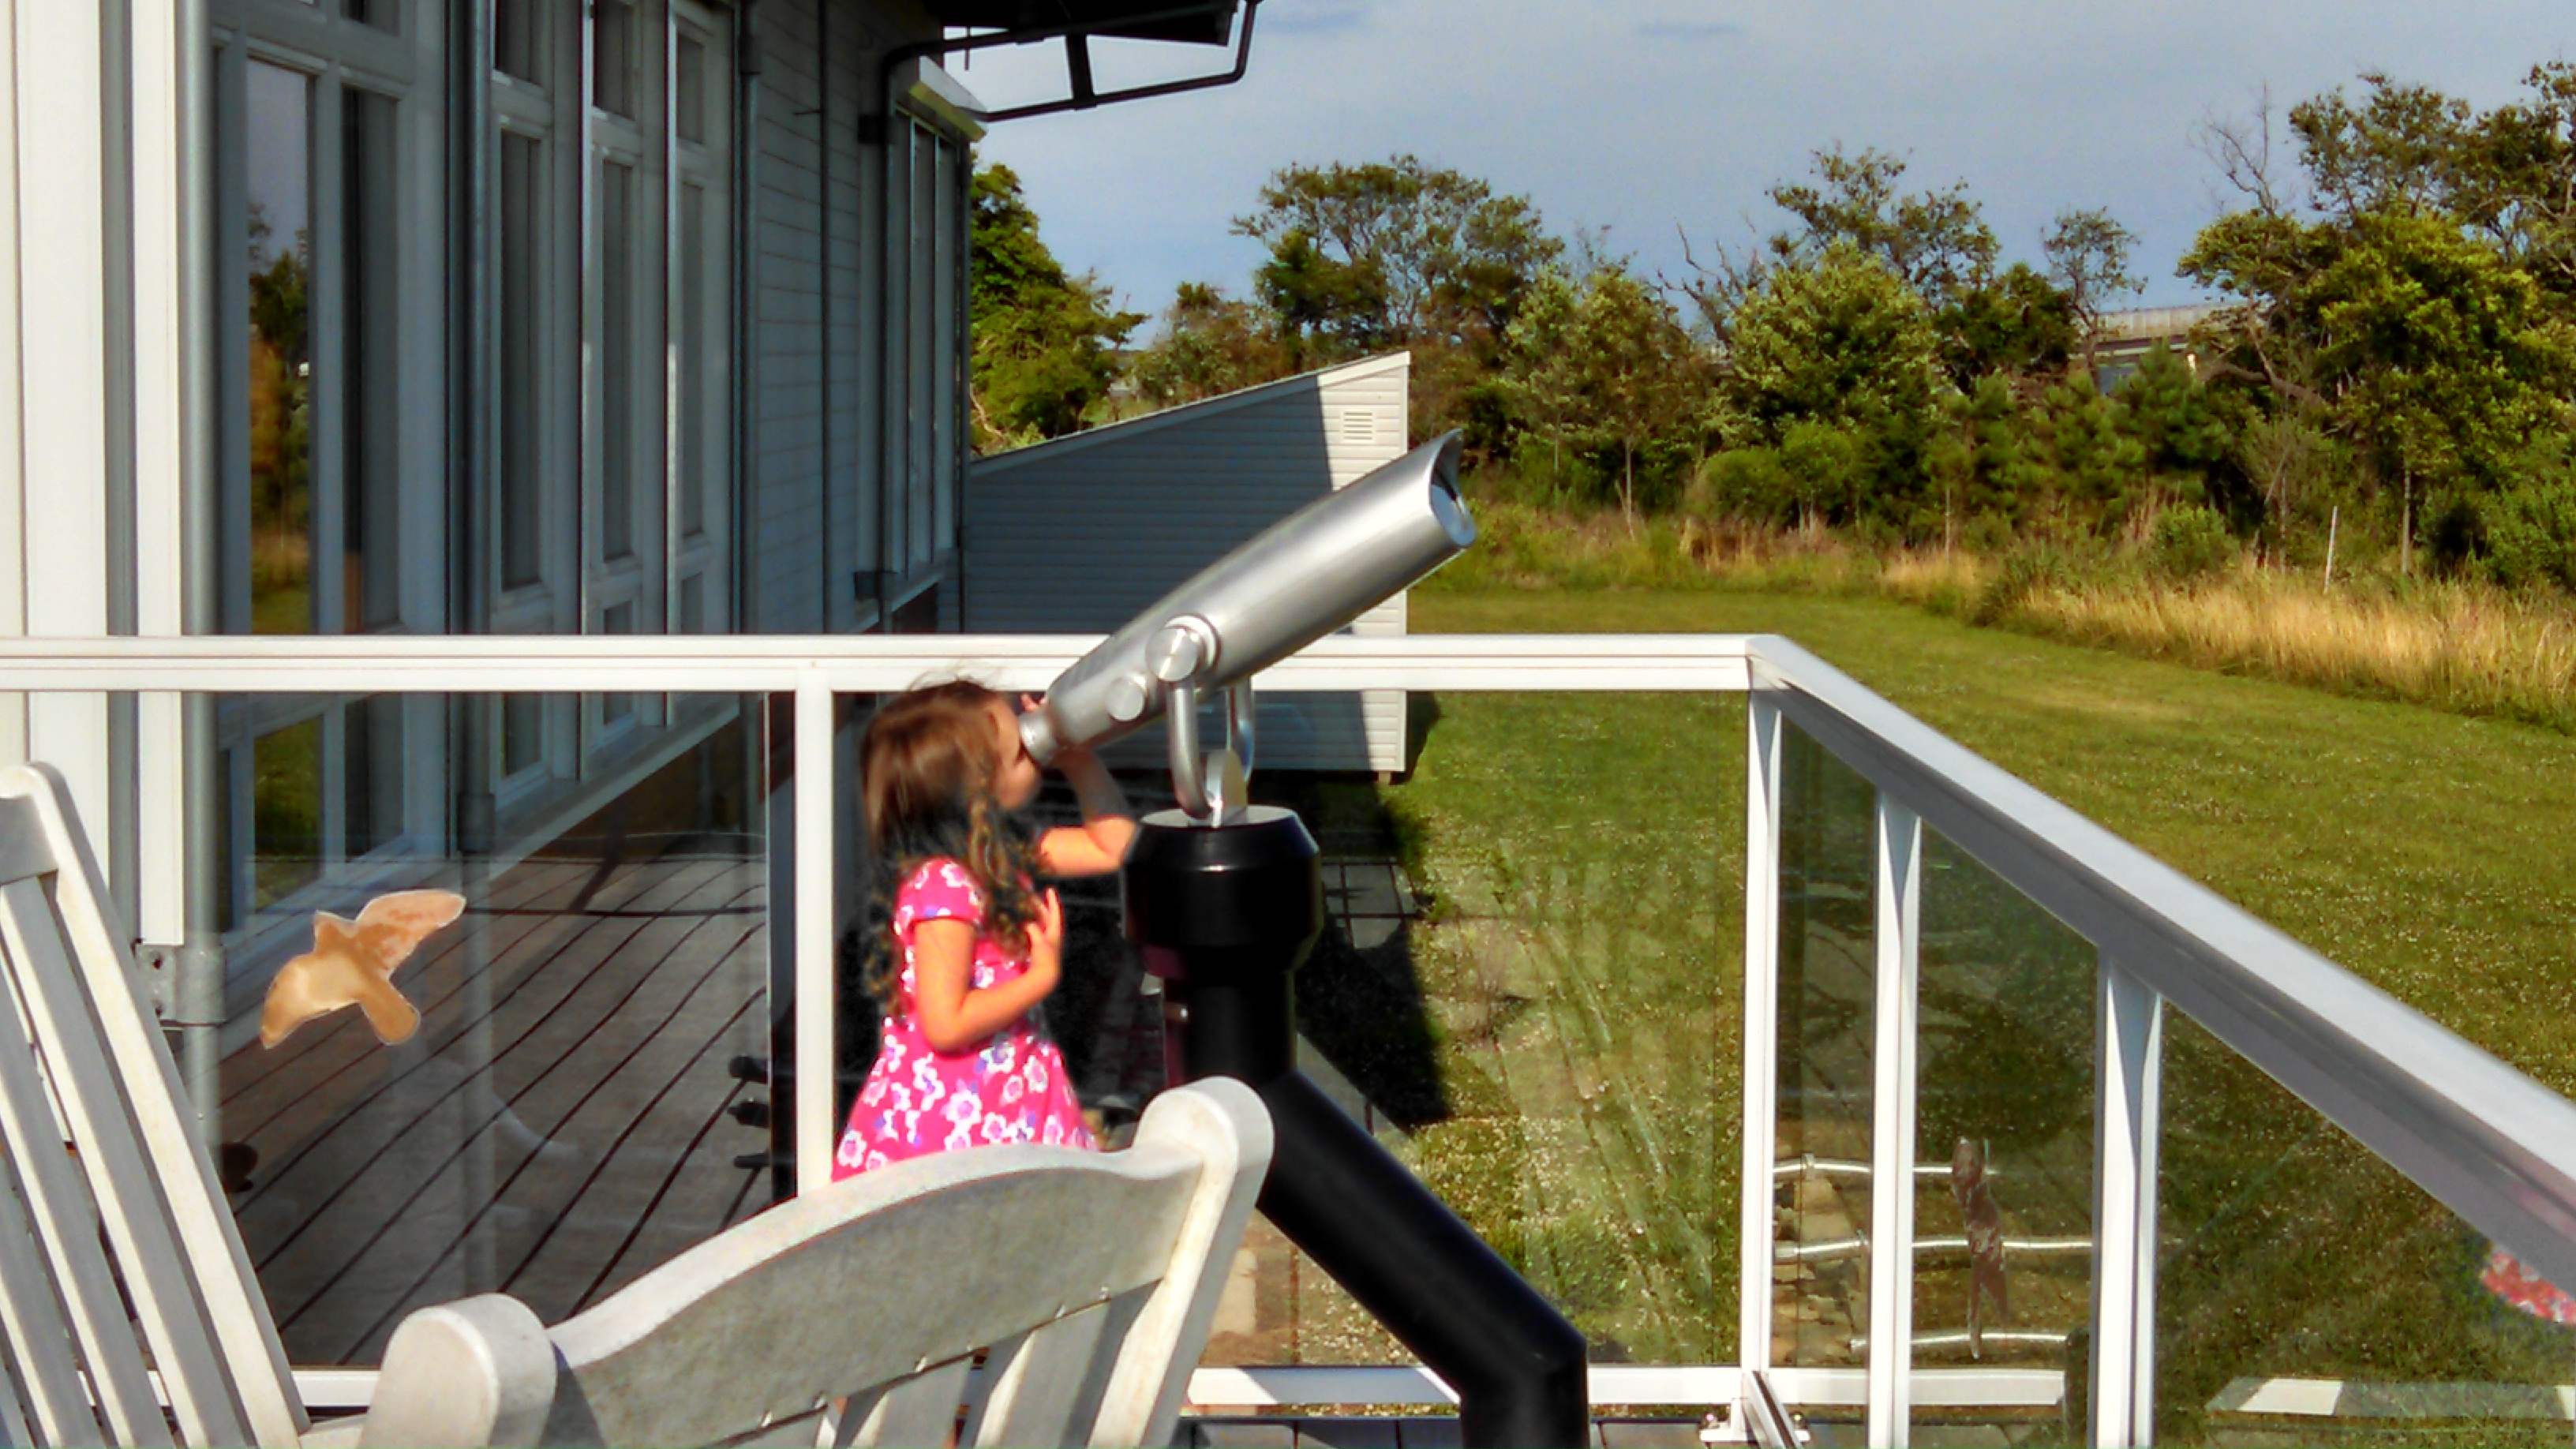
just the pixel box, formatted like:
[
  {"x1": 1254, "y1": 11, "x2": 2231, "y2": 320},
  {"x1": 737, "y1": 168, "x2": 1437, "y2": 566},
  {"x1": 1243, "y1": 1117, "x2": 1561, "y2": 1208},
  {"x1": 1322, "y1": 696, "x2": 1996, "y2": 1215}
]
[
  {"x1": 1748, "y1": 634, "x2": 2576, "y2": 1295},
  {"x1": 0, "y1": 627, "x2": 2568, "y2": 1434}
]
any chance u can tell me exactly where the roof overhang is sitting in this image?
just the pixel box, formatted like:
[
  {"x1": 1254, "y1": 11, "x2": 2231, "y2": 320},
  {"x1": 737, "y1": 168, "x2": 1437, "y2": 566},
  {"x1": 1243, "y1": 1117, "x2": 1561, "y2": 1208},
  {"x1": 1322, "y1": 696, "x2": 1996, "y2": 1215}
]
[{"x1": 923, "y1": 1, "x2": 1241, "y2": 47}]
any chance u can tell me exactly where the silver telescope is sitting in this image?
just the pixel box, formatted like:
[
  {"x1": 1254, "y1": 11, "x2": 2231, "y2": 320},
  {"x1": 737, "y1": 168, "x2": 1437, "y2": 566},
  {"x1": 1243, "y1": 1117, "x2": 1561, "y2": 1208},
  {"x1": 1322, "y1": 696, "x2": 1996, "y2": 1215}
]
[{"x1": 1021, "y1": 431, "x2": 1474, "y2": 819}]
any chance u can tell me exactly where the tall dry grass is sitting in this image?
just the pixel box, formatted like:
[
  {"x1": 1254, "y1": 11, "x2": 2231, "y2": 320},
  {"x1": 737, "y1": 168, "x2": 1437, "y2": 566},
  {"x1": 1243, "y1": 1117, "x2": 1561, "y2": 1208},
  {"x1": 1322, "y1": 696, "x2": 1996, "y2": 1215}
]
[
  {"x1": 1440, "y1": 500, "x2": 2576, "y2": 736},
  {"x1": 2000, "y1": 571, "x2": 2576, "y2": 735}
]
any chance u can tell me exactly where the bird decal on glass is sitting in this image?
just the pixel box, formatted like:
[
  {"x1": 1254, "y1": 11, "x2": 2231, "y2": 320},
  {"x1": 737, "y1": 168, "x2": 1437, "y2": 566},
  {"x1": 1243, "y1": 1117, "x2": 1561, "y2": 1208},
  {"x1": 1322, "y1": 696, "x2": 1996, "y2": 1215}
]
[
  {"x1": 1950, "y1": 1136, "x2": 2009, "y2": 1357},
  {"x1": 258, "y1": 889, "x2": 467, "y2": 1048}
]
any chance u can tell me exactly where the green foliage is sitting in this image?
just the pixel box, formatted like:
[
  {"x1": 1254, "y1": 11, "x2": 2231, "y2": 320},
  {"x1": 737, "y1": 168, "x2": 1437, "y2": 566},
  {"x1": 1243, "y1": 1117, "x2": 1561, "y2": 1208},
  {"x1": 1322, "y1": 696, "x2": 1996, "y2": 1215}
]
[
  {"x1": 1720, "y1": 243, "x2": 1944, "y2": 530},
  {"x1": 2042, "y1": 205, "x2": 2142, "y2": 331},
  {"x1": 2117, "y1": 344, "x2": 2233, "y2": 507},
  {"x1": 2151, "y1": 504, "x2": 2238, "y2": 580},
  {"x1": 968, "y1": 164, "x2": 1140, "y2": 448},
  {"x1": 1125, "y1": 283, "x2": 1294, "y2": 410},
  {"x1": 2037, "y1": 374, "x2": 2147, "y2": 529},
  {"x1": 1688, "y1": 446, "x2": 1795, "y2": 526},
  {"x1": 1234, "y1": 155, "x2": 1562, "y2": 377},
  {"x1": 1497, "y1": 263, "x2": 1706, "y2": 520},
  {"x1": 1935, "y1": 261, "x2": 2076, "y2": 384},
  {"x1": 2482, "y1": 446, "x2": 2576, "y2": 590},
  {"x1": 1762, "y1": 145, "x2": 1999, "y2": 310}
]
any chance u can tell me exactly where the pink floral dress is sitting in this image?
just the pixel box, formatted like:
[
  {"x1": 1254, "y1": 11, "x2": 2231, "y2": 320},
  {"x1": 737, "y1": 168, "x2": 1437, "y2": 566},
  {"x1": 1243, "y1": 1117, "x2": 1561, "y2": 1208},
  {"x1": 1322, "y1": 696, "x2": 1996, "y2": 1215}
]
[{"x1": 833, "y1": 859, "x2": 1094, "y2": 1179}]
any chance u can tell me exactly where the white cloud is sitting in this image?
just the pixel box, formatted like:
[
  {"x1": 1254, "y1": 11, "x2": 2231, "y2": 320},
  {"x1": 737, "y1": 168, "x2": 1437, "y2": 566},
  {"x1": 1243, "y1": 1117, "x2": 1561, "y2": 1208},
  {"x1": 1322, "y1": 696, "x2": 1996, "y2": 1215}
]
[{"x1": 966, "y1": 2, "x2": 2572, "y2": 313}]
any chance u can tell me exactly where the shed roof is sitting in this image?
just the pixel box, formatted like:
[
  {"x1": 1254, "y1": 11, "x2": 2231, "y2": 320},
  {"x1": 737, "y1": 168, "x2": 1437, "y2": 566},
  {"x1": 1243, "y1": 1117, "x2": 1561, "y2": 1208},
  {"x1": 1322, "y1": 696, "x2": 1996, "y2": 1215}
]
[{"x1": 972, "y1": 352, "x2": 1410, "y2": 477}]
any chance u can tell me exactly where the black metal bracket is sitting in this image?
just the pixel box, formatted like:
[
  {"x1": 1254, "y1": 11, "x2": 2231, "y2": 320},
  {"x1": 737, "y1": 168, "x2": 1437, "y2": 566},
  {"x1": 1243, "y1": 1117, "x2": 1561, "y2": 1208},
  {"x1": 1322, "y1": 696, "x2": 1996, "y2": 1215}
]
[{"x1": 857, "y1": 0, "x2": 1259, "y2": 142}]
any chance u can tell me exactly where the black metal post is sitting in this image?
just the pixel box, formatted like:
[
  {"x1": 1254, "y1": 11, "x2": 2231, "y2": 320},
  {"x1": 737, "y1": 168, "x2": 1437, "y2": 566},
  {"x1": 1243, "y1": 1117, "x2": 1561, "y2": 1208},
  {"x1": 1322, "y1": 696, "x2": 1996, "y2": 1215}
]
[{"x1": 1125, "y1": 808, "x2": 1589, "y2": 1449}]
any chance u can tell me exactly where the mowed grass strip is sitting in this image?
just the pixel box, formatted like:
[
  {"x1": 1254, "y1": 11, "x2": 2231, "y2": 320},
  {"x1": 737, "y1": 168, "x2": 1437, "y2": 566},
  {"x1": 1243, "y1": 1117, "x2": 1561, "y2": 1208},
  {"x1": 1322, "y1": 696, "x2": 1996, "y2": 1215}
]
[{"x1": 1378, "y1": 586, "x2": 2576, "y2": 1427}]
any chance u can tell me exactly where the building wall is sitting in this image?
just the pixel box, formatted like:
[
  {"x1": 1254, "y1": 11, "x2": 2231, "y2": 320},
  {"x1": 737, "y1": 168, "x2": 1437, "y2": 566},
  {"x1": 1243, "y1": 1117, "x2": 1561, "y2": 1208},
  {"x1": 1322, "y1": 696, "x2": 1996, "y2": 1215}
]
[
  {"x1": 962, "y1": 353, "x2": 1413, "y2": 773},
  {"x1": 753, "y1": 0, "x2": 969, "y2": 635}
]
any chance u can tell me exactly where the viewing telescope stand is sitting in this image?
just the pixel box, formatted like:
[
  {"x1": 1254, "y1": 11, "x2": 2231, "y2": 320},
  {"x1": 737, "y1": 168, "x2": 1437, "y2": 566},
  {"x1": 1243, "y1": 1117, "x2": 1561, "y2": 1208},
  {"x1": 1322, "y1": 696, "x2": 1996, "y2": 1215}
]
[{"x1": 1122, "y1": 686, "x2": 1589, "y2": 1448}]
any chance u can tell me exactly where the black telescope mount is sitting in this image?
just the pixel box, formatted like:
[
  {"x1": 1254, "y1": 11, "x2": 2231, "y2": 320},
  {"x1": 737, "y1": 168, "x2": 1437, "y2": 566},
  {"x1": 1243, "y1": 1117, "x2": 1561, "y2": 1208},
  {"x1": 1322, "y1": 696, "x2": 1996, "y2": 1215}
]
[{"x1": 1124, "y1": 804, "x2": 1589, "y2": 1449}]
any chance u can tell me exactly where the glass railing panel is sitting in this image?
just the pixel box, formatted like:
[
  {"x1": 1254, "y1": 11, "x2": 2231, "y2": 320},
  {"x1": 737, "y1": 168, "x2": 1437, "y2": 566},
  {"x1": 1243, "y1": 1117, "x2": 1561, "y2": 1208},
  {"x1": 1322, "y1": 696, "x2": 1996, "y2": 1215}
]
[
  {"x1": 1141, "y1": 690, "x2": 1743, "y2": 1372},
  {"x1": 1907, "y1": 828, "x2": 2097, "y2": 1444},
  {"x1": 1771, "y1": 721, "x2": 1878, "y2": 1371},
  {"x1": 2157, "y1": 1009, "x2": 2576, "y2": 1447},
  {"x1": 207, "y1": 691, "x2": 777, "y2": 1365}
]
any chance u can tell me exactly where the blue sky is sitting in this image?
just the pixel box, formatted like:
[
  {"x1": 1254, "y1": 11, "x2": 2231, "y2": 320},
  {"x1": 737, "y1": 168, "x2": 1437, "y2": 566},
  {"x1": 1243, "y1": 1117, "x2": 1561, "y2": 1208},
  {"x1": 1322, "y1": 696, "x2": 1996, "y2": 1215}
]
[{"x1": 958, "y1": 2, "x2": 2569, "y2": 324}]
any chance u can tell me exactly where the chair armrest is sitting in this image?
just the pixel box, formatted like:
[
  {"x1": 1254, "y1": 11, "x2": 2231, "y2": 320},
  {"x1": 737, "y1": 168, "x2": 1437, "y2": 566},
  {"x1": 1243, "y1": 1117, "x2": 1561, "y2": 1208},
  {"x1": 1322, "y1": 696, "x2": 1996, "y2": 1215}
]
[{"x1": 359, "y1": 1294, "x2": 556, "y2": 1449}]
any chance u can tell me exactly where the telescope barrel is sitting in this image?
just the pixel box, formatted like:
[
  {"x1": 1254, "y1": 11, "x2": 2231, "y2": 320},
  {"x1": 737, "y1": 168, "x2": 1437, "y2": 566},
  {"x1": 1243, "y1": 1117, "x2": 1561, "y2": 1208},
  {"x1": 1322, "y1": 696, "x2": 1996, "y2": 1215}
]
[{"x1": 1020, "y1": 431, "x2": 1473, "y2": 765}]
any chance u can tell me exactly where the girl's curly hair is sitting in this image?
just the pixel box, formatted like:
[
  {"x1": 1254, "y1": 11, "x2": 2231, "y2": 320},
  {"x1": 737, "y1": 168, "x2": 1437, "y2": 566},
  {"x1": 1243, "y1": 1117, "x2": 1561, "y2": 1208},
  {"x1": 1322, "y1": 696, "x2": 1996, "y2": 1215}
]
[{"x1": 852, "y1": 680, "x2": 1043, "y2": 1009}]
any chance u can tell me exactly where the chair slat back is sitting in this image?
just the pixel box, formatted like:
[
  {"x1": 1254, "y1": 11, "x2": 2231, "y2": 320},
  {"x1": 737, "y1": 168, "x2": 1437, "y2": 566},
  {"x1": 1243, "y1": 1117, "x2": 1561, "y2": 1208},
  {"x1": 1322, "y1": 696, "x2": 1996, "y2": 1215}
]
[
  {"x1": 368, "y1": 1078, "x2": 1271, "y2": 1449},
  {"x1": 0, "y1": 765, "x2": 305, "y2": 1447}
]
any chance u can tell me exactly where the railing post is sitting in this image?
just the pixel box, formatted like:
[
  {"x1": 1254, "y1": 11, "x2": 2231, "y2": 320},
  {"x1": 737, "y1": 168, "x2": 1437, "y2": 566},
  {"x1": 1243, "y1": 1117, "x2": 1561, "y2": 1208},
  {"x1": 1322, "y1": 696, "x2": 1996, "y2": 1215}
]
[
  {"x1": 2091, "y1": 957, "x2": 2162, "y2": 1447},
  {"x1": 1866, "y1": 794, "x2": 1922, "y2": 1448},
  {"x1": 1739, "y1": 694, "x2": 1783, "y2": 1377},
  {"x1": 792, "y1": 672, "x2": 836, "y2": 1196}
]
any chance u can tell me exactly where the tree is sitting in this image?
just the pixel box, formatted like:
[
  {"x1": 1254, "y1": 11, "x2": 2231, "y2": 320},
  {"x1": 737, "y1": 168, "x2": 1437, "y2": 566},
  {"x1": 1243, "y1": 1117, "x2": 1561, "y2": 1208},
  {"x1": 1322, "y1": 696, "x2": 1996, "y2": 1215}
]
[
  {"x1": 1937, "y1": 261, "x2": 2076, "y2": 386},
  {"x1": 2117, "y1": 344, "x2": 2233, "y2": 513},
  {"x1": 1499, "y1": 264, "x2": 1706, "y2": 524},
  {"x1": 2037, "y1": 375, "x2": 2147, "y2": 534},
  {"x1": 1234, "y1": 155, "x2": 1562, "y2": 367},
  {"x1": 1126, "y1": 283, "x2": 1296, "y2": 408},
  {"x1": 2305, "y1": 208, "x2": 2573, "y2": 567},
  {"x1": 968, "y1": 164, "x2": 1141, "y2": 448},
  {"x1": 1718, "y1": 242, "x2": 1945, "y2": 528},
  {"x1": 1763, "y1": 146, "x2": 1999, "y2": 312},
  {"x1": 2042, "y1": 207, "x2": 2140, "y2": 358}
]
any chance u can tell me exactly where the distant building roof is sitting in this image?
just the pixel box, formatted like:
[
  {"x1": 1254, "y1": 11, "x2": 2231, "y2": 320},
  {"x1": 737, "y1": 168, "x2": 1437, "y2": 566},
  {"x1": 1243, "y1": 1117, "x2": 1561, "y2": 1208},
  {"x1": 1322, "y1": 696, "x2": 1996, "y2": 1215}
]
[{"x1": 2096, "y1": 305, "x2": 2221, "y2": 342}]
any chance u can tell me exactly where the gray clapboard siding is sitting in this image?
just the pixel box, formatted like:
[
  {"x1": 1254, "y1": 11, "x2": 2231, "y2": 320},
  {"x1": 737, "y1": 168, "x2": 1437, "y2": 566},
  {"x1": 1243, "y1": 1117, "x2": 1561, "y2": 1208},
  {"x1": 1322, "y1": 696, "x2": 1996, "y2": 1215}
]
[{"x1": 963, "y1": 354, "x2": 1413, "y2": 773}]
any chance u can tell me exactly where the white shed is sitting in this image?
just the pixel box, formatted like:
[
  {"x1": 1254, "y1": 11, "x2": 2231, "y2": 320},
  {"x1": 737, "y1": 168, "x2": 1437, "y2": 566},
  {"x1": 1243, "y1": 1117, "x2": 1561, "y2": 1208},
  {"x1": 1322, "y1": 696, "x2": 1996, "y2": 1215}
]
[{"x1": 963, "y1": 353, "x2": 1412, "y2": 774}]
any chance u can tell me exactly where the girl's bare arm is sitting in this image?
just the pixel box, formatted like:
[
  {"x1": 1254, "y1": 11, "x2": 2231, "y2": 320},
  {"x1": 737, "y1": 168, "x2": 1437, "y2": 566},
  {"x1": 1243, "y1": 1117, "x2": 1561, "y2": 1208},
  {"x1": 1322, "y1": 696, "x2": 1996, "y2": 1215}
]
[
  {"x1": 909, "y1": 891, "x2": 1063, "y2": 1054},
  {"x1": 1036, "y1": 747, "x2": 1135, "y2": 876}
]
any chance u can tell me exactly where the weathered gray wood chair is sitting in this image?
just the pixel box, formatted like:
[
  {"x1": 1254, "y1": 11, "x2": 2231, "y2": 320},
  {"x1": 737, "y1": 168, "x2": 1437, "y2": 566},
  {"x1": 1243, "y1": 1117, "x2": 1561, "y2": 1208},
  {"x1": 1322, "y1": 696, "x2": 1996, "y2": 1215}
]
[{"x1": 0, "y1": 761, "x2": 1272, "y2": 1448}]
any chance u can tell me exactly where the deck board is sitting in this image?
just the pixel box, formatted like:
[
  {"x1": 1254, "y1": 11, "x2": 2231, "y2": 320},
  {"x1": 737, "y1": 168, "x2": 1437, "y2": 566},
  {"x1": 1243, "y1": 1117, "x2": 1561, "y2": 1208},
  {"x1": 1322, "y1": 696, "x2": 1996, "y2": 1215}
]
[
  {"x1": 301, "y1": 909, "x2": 763, "y2": 1361},
  {"x1": 219, "y1": 849, "x2": 770, "y2": 1365}
]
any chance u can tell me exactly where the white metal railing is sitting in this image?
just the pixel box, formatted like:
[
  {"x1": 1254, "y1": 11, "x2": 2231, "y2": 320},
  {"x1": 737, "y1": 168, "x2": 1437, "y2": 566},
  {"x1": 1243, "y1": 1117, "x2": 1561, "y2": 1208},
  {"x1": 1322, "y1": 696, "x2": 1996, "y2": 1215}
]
[{"x1": 2, "y1": 630, "x2": 2570, "y2": 1448}]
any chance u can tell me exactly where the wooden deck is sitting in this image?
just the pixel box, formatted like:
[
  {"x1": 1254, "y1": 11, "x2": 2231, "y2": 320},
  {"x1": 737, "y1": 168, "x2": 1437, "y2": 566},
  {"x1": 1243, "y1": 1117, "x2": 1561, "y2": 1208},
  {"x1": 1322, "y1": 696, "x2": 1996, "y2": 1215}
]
[{"x1": 219, "y1": 849, "x2": 772, "y2": 1365}]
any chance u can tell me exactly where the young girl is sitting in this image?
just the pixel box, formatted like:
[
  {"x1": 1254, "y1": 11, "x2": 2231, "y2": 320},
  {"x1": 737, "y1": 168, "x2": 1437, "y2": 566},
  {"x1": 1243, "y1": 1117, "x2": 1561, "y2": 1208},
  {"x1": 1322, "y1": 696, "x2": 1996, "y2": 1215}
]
[{"x1": 833, "y1": 680, "x2": 1134, "y2": 1178}]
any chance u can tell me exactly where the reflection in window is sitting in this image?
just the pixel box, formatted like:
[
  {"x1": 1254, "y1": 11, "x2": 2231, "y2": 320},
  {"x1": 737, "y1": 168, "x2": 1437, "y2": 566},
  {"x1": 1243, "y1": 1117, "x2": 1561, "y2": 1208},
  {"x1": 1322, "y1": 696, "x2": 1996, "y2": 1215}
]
[
  {"x1": 247, "y1": 62, "x2": 313, "y2": 636},
  {"x1": 253, "y1": 717, "x2": 323, "y2": 907},
  {"x1": 504, "y1": 695, "x2": 545, "y2": 776},
  {"x1": 343, "y1": 695, "x2": 404, "y2": 856},
  {"x1": 499, "y1": 132, "x2": 541, "y2": 588},
  {"x1": 343, "y1": 88, "x2": 400, "y2": 631},
  {"x1": 593, "y1": 0, "x2": 635, "y2": 117},
  {"x1": 600, "y1": 161, "x2": 635, "y2": 562}
]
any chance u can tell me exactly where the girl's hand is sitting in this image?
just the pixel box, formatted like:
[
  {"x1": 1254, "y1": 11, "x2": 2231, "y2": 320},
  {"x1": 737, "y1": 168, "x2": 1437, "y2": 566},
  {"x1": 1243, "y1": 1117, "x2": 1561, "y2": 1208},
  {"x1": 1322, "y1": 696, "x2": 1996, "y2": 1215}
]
[{"x1": 1024, "y1": 889, "x2": 1065, "y2": 990}]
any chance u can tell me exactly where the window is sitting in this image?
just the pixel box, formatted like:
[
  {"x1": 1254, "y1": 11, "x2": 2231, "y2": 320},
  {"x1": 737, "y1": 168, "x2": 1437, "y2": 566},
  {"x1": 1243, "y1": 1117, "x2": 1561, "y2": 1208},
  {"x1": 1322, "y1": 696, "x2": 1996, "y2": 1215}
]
[
  {"x1": 599, "y1": 160, "x2": 638, "y2": 562},
  {"x1": 593, "y1": 0, "x2": 637, "y2": 117},
  {"x1": 245, "y1": 62, "x2": 313, "y2": 636},
  {"x1": 498, "y1": 129, "x2": 543, "y2": 588},
  {"x1": 341, "y1": 87, "x2": 399, "y2": 631},
  {"x1": 493, "y1": 0, "x2": 542, "y2": 82}
]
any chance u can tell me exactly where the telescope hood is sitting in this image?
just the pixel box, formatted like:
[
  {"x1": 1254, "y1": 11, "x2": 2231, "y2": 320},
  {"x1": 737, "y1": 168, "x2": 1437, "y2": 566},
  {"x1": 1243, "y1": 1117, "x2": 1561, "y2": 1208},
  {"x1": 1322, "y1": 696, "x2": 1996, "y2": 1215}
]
[{"x1": 1023, "y1": 430, "x2": 1473, "y2": 763}]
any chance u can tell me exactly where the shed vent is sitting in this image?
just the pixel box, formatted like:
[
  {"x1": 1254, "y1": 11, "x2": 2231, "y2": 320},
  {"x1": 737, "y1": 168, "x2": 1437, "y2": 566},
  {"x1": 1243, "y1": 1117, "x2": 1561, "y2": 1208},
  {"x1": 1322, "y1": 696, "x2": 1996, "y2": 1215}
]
[{"x1": 1341, "y1": 409, "x2": 1376, "y2": 446}]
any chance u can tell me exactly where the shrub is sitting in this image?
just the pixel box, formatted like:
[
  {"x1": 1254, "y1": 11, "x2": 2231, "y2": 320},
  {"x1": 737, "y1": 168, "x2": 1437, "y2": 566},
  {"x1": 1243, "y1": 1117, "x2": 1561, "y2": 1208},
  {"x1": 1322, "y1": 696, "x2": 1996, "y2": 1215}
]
[
  {"x1": 2484, "y1": 475, "x2": 2576, "y2": 592},
  {"x1": 1971, "y1": 545, "x2": 2071, "y2": 624},
  {"x1": 2151, "y1": 505, "x2": 2235, "y2": 582},
  {"x1": 1690, "y1": 446, "x2": 1792, "y2": 526}
]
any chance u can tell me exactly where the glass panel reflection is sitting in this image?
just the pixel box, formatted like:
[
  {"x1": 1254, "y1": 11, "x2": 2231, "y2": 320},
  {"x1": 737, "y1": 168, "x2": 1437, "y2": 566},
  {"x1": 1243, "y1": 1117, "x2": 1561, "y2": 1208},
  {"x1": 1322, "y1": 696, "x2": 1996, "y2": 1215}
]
[
  {"x1": 1910, "y1": 830, "x2": 2095, "y2": 1443},
  {"x1": 1771, "y1": 721, "x2": 1877, "y2": 1368},
  {"x1": 1130, "y1": 691, "x2": 1741, "y2": 1368},
  {"x1": 219, "y1": 693, "x2": 772, "y2": 1365},
  {"x1": 2158, "y1": 1009, "x2": 2576, "y2": 1447}
]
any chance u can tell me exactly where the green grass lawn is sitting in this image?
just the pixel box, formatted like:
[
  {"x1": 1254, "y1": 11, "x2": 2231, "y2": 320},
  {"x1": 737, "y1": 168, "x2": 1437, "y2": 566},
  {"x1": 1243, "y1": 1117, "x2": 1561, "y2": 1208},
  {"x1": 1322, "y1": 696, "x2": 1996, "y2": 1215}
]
[{"x1": 1360, "y1": 586, "x2": 2576, "y2": 1440}]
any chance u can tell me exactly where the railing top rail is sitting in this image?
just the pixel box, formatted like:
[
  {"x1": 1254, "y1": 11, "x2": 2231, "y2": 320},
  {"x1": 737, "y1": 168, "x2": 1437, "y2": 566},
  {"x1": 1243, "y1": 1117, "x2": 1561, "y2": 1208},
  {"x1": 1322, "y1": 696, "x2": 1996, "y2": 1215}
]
[
  {"x1": 0, "y1": 632, "x2": 1756, "y2": 693},
  {"x1": 1746, "y1": 634, "x2": 2576, "y2": 1292}
]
